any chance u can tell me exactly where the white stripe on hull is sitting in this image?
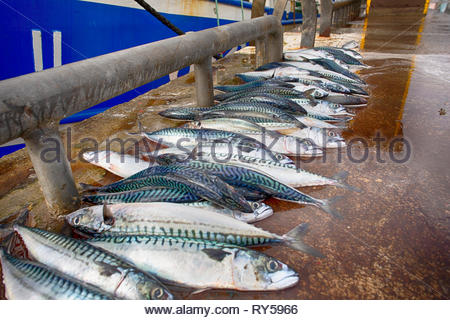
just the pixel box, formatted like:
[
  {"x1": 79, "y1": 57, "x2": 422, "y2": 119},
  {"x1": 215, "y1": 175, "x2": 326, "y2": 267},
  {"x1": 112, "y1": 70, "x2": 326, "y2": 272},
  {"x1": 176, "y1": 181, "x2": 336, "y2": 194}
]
[
  {"x1": 53, "y1": 31, "x2": 62, "y2": 67},
  {"x1": 32, "y1": 29, "x2": 43, "y2": 72}
]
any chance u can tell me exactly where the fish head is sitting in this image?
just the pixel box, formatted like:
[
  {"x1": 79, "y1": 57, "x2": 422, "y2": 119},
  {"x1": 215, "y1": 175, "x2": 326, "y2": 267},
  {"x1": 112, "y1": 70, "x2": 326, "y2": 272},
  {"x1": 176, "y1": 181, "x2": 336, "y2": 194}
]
[
  {"x1": 125, "y1": 272, "x2": 173, "y2": 300},
  {"x1": 281, "y1": 136, "x2": 323, "y2": 157},
  {"x1": 65, "y1": 206, "x2": 113, "y2": 234},
  {"x1": 232, "y1": 250, "x2": 299, "y2": 291},
  {"x1": 308, "y1": 127, "x2": 346, "y2": 149},
  {"x1": 235, "y1": 202, "x2": 273, "y2": 223},
  {"x1": 310, "y1": 88, "x2": 329, "y2": 98},
  {"x1": 184, "y1": 120, "x2": 202, "y2": 129},
  {"x1": 273, "y1": 153, "x2": 294, "y2": 165}
]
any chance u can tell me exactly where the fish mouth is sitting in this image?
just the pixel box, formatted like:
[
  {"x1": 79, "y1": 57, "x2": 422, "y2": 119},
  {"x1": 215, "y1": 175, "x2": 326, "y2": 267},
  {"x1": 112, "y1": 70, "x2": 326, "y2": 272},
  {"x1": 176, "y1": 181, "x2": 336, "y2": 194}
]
[
  {"x1": 267, "y1": 270, "x2": 299, "y2": 290},
  {"x1": 278, "y1": 157, "x2": 294, "y2": 165},
  {"x1": 325, "y1": 138, "x2": 346, "y2": 149},
  {"x1": 303, "y1": 146, "x2": 323, "y2": 157}
]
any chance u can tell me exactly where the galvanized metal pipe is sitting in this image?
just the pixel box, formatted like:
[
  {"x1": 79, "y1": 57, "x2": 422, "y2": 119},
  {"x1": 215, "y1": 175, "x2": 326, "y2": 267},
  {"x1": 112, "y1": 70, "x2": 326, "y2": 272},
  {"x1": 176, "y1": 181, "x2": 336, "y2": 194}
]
[
  {"x1": 194, "y1": 58, "x2": 214, "y2": 107},
  {"x1": 300, "y1": 0, "x2": 318, "y2": 48},
  {"x1": 268, "y1": 29, "x2": 283, "y2": 63},
  {"x1": 0, "y1": 15, "x2": 282, "y2": 145},
  {"x1": 22, "y1": 125, "x2": 80, "y2": 214},
  {"x1": 319, "y1": 0, "x2": 334, "y2": 37},
  {"x1": 255, "y1": 36, "x2": 268, "y2": 67}
]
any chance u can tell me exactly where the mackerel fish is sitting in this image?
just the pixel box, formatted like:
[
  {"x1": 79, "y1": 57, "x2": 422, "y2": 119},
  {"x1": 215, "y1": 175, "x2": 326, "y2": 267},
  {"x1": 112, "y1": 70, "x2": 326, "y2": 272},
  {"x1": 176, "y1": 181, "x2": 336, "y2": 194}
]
[
  {"x1": 82, "y1": 187, "x2": 271, "y2": 223},
  {"x1": 86, "y1": 235, "x2": 298, "y2": 291},
  {"x1": 65, "y1": 202, "x2": 323, "y2": 257},
  {"x1": 214, "y1": 79, "x2": 295, "y2": 92},
  {"x1": 83, "y1": 150, "x2": 152, "y2": 178},
  {"x1": 12, "y1": 225, "x2": 173, "y2": 300},
  {"x1": 183, "y1": 201, "x2": 273, "y2": 223},
  {"x1": 0, "y1": 249, "x2": 113, "y2": 300},
  {"x1": 143, "y1": 142, "x2": 294, "y2": 165},
  {"x1": 185, "y1": 117, "x2": 323, "y2": 156},
  {"x1": 183, "y1": 151, "x2": 356, "y2": 190},
  {"x1": 82, "y1": 165, "x2": 254, "y2": 213},
  {"x1": 154, "y1": 157, "x2": 343, "y2": 218}
]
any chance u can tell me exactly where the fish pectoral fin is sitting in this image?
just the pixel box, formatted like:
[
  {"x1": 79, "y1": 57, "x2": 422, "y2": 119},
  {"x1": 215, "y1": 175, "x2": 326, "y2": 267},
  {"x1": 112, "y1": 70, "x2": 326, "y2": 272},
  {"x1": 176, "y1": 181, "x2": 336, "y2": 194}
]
[
  {"x1": 201, "y1": 248, "x2": 231, "y2": 262},
  {"x1": 102, "y1": 204, "x2": 115, "y2": 226},
  {"x1": 94, "y1": 260, "x2": 120, "y2": 277}
]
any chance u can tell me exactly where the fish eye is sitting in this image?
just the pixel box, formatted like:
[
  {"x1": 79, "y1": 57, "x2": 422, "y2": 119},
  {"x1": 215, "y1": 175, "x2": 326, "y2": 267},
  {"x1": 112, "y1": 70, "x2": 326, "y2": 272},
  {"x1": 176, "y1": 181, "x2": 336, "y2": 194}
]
[
  {"x1": 73, "y1": 216, "x2": 81, "y2": 225},
  {"x1": 266, "y1": 260, "x2": 279, "y2": 272},
  {"x1": 251, "y1": 202, "x2": 260, "y2": 210},
  {"x1": 328, "y1": 131, "x2": 336, "y2": 137},
  {"x1": 276, "y1": 154, "x2": 283, "y2": 160},
  {"x1": 151, "y1": 287, "x2": 165, "y2": 300}
]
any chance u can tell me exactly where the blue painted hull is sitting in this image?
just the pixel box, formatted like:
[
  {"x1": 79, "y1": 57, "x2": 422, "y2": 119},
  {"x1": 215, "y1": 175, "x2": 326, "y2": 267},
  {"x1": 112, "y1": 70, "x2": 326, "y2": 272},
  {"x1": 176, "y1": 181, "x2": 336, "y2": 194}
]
[{"x1": 0, "y1": 0, "x2": 298, "y2": 157}]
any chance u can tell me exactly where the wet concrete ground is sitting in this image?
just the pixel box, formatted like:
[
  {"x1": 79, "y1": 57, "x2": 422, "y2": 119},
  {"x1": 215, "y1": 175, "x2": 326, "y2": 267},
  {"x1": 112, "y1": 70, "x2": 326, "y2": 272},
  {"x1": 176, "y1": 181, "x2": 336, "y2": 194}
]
[{"x1": 0, "y1": 8, "x2": 449, "y2": 299}]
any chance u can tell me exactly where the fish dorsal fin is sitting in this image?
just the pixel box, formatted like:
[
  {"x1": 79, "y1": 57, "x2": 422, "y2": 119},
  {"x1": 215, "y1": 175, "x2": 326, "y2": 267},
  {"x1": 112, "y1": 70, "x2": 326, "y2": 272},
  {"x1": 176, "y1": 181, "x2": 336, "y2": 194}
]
[
  {"x1": 102, "y1": 204, "x2": 115, "y2": 226},
  {"x1": 202, "y1": 248, "x2": 231, "y2": 262}
]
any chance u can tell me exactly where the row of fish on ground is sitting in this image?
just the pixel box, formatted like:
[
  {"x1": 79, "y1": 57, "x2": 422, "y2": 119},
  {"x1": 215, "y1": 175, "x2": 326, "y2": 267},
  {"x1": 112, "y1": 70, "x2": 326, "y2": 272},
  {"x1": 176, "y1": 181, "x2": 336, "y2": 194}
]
[{"x1": 0, "y1": 40, "x2": 371, "y2": 299}]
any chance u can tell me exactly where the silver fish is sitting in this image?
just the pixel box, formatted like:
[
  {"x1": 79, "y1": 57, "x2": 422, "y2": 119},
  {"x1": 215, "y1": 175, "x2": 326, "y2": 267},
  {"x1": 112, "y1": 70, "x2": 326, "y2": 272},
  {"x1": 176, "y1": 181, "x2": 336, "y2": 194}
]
[
  {"x1": 185, "y1": 118, "x2": 323, "y2": 156},
  {"x1": 83, "y1": 151, "x2": 152, "y2": 178},
  {"x1": 0, "y1": 249, "x2": 113, "y2": 300},
  {"x1": 184, "y1": 201, "x2": 274, "y2": 223},
  {"x1": 86, "y1": 235, "x2": 298, "y2": 291},
  {"x1": 191, "y1": 151, "x2": 357, "y2": 190},
  {"x1": 13, "y1": 225, "x2": 173, "y2": 300},
  {"x1": 66, "y1": 203, "x2": 323, "y2": 257}
]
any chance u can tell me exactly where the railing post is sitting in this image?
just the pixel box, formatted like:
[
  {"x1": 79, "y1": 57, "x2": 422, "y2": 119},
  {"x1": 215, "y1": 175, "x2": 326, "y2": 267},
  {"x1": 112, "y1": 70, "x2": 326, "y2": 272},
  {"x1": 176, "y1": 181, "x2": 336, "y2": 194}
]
[
  {"x1": 250, "y1": 0, "x2": 267, "y2": 46},
  {"x1": 300, "y1": 0, "x2": 318, "y2": 48},
  {"x1": 338, "y1": 8, "x2": 344, "y2": 26},
  {"x1": 319, "y1": 0, "x2": 334, "y2": 37},
  {"x1": 345, "y1": 4, "x2": 352, "y2": 24},
  {"x1": 194, "y1": 57, "x2": 214, "y2": 107},
  {"x1": 267, "y1": 27, "x2": 283, "y2": 62},
  {"x1": 22, "y1": 125, "x2": 80, "y2": 214},
  {"x1": 255, "y1": 36, "x2": 268, "y2": 67}
]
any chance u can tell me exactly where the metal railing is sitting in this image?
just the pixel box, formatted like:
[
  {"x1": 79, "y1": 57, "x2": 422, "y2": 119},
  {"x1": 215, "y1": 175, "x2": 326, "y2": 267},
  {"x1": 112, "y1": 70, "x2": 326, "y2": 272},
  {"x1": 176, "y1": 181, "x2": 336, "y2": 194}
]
[{"x1": 0, "y1": 15, "x2": 283, "y2": 214}]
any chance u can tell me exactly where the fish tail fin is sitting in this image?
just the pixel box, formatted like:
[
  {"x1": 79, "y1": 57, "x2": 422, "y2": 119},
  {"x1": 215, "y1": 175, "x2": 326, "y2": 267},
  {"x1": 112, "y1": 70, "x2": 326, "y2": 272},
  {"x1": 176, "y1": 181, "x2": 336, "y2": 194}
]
[
  {"x1": 0, "y1": 207, "x2": 32, "y2": 252},
  {"x1": 283, "y1": 223, "x2": 324, "y2": 258},
  {"x1": 79, "y1": 182, "x2": 99, "y2": 192},
  {"x1": 214, "y1": 85, "x2": 229, "y2": 92},
  {"x1": 331, "y1": 171, "x2": 362, "y2": 193},
  {"x1": 317, "y1": 196, "x2": 344, "y2": 219}
]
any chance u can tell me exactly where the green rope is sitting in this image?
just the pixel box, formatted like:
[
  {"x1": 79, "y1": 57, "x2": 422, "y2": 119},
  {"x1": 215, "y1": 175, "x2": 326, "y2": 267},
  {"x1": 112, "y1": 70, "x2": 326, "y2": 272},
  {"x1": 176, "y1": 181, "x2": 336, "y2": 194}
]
[
  {"x1": 215, "y1": 0, "x2": 220, "y2": 26},
  {"x1": 240, "y1": 0, "x2": 244, "y2": 20}
]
